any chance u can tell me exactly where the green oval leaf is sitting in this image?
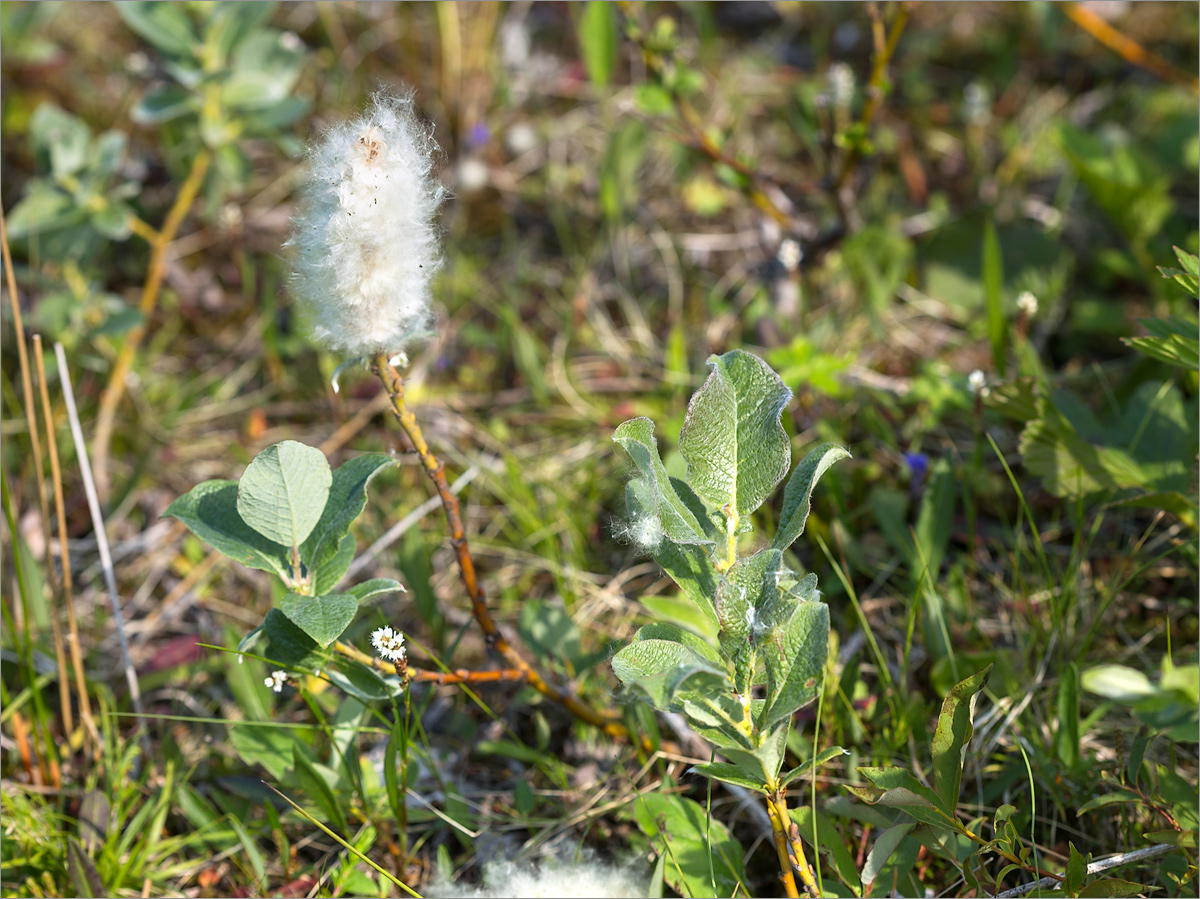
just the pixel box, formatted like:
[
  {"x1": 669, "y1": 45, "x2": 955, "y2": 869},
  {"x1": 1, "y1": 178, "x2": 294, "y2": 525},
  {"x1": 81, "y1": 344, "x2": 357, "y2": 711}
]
[
  {"x1": 680, "y1": 350, "x2": 793, "y2": 519},
  {"x1": 277, "y1": 593, "x2": 357, "y2": 649},
  {"x1": 162, "y1": 480, "x2": 290, "y2": 580},
  {"x1": 301, "y1": 453, "x2": 395, "y2": 573},
  {"x1": 347, "y1": 578, "x2": 406, "y2": 605},
  {"x1": 688, "y1": 762, "x2": 769, "y2": 793},
  {"x1": 758, "y1": 600, "x2": 828, "y2": 730},
  {"x1": 327, "y1": 660, "x2": 401, "y2": 701},
  {"x1": 930, "y1": 665, "x2": 993, "y2": 817},
  {"x1": 132, "y1": 86, "x2": 195, "y2": 125},
  {"x1": 773, "y1": 443, "x2": 851, "y2": 551},
  {"x1": 614, "y1": 418, "x2": 711, "y2": 544},
  {"x1": 115, "y1": 1, "x2": 198, "y2": 57},
  {"x1": 238, "y1": 441, "x2": 332, "y2": 549},
  {"x1": 261, "y1": 609, "x2": 324, "y2": 668}
]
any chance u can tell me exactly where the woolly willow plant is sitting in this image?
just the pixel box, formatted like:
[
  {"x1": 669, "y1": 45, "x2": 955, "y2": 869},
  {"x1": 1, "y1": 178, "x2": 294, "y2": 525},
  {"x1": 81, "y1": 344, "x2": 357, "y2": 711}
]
[
  {"x1": 166, "y1": 91, "x2": 852, "y2": 897},
  {"x1": 164, "y1": 92, "x2": 630, "y2": 878},
  {"x1": 610, "y1": 350, "x2": 850, "y2": 898}
]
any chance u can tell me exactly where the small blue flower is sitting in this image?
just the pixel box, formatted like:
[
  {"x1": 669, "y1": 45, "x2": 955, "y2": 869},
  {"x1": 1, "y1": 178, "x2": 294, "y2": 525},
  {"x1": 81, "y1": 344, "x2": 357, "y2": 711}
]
[
  {"x1": 468, "y1": 121, "x2": 490, "y2": 149},
  {"x1": 903, "y1": 452, "x2": 929, "y2": 491}
]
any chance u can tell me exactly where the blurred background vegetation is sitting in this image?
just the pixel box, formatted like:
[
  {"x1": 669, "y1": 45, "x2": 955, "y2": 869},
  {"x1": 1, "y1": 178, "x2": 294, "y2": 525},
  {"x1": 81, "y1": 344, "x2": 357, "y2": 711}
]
[{"x1": 1, "y1": 2, "x2": 1197, "y2": 897}]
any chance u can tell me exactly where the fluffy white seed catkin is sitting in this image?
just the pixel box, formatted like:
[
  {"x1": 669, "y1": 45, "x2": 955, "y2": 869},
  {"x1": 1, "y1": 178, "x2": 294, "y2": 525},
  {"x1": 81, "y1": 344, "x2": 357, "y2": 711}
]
[{"x1": 287, "y1": 91, "x2": 446, "y2": 358}]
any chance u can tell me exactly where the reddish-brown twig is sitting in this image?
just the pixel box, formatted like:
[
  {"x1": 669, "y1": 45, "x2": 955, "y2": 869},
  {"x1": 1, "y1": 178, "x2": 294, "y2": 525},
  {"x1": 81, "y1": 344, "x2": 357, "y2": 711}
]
[
  {"x1": 1060, "y1": 1, "x2": 1198, "y2": 94},
  {"x1": 371, "y1": 354, "x2": 631, "y2": 742}
]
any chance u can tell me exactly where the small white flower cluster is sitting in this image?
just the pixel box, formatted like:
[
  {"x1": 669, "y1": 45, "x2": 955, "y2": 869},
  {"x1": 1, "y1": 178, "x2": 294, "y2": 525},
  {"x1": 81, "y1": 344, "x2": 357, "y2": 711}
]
[
  {"x1": 288, "y1": 90, "x2": 446, "y2": 359},
  {"x1": 777, "y1": 238, "x2": 802, "y2": 273},
  {"x1": 964, "y1": 80, "x2": 991, "y2": 127},
  {"x1": 1017, "y1": 290, "x2": 1039, "y2": 318},
  {"x1": 968, "y1": 369, "x2": 988, "y2": 397},
  {"x1": 827, "y1": 62, "x2": 856, "y2": 110},
  {"x1": 371, "y1": 626, "x2": 406, "y2": 662},
  {"x1": 264, "y1": 670, "x2": 289, "y2": 693}
]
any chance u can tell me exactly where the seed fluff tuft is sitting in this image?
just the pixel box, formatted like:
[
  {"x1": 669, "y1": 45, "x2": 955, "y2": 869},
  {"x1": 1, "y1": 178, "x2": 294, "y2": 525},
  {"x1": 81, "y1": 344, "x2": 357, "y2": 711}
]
[{"x1": 287, "y1": 90, "x2": 446, "y2": 358}]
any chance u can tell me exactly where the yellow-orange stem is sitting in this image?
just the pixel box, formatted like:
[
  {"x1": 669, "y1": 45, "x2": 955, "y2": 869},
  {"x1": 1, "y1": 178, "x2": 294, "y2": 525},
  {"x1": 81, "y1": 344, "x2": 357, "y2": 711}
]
[{"x1": 93, "y1": 149, "x2": 212, "y2": 501}]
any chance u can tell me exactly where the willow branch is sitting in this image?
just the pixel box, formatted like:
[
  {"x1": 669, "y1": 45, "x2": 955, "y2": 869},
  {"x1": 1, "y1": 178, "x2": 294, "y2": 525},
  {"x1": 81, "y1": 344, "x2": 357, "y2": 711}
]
[
  {"x1": 1059, "y1": 1, "x2": 1198, "y2": 94},
  {"x1": 93, "y1": 148, "x2": 213, "y2": 501},
  {"x1": 371, "y1": 355, "x2": 631, "y2": 742},
  {"x1": 833, "y1": 2, "x2": 912, "y2": 193},
  {"x1": 767, "y1": 791, "x2": 803, "y2": 898},
  {"x1": 334, "y1": 642, "x2": 526, "y2": 686},
  {"x1": 618, "y1": 1, "x2": 806, "y2": 229}
]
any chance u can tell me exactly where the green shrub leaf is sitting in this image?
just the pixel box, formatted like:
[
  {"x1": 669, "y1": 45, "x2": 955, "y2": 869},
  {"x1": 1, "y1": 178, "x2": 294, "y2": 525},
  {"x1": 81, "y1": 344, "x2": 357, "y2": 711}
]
[
  {"x1": 688, "y1": 762, "x2": 769, "y2": 793},
  {"x1": 115, "y1": 1, "x2": 198, "y2": 57},
  {"x1": 262, "y1": 609, "x2": 324, "y2": 668},
  {"x1": 238, "y1": 441, "x2": 331, "y2": 549},
  {"x1": 347, "y1": 578, "x2": 405, "y2": 605},
  {"x1": 614, "y1": 418, "x2": 711, "y2": 544},
  {"x1": 930, "y1": 665, "x2": 992, "y2": 817},
  {"x1": 759, "y1": 600, "x2": 828, "y2": 730},
  {"x1": 163, "y1": 480, "x2": 290, "y2": 580},
  {"x1": 277, "y1": 593, "x2": 357, "y2": 648},
  {"x1": 846, "y1": 767, "x2": 961, "y2": 829},
  {"x1": 716, "y1": 549, "x2": 782, "y2": 652},
  {"x1": 612, "y1": 628, "x2": 726, "y2": 711},
  {"x1": 773, "y1": 443, "x2": 851, "y2": 551},
  {"x1": 680, "y1": 350, "x2": 793, "y2": 519},
  {"x1": 631, "y1": 793, "x2": 746, "y2": 899}
]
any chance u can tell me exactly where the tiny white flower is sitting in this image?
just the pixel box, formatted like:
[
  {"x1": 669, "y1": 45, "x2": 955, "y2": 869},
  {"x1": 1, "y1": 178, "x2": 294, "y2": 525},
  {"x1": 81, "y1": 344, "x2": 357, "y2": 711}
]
[
  {"x1": 968, "y1": 369, "x2": 987, "y2": 396},
  {"x1": 828, "y1": 62, "x2": 856, "y2": 110},
  {"x1": 964, "y1": 80, "x2": 991, "y2": 126},
  {"x1": 265, "y1": 670, "x2": 288, "y2": 693},
  {"x1": 287, "y1": 90, "x2": 446, "y2": 359},
  {"x1": 371, "y1": 626, "x2": 407, "y2": 662},
  {"x1": 1017, "y1": 290, "x2": 1039, "y2": 318},
  {"x1": 777, "y1": 238, "x2": 802, "y2": 273}
]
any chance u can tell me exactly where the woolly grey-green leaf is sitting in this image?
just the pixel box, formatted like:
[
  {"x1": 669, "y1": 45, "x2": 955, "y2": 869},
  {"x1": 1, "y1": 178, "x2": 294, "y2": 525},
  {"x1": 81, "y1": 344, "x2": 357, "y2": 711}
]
[
  {"x1": 237, "y1": 441, "x2": 331, "y2": 549},
  {"x1": 758, "y1": 600, "x2": 829, "y2": 730},
  {"x1": 612, "y1": 628, "x2": 726, "y2": 711},
  {"x1": 716, "y1": 549, "x2": 783, "y2": 653},
  {"x1": 163, "y1": 480, "x2": 291, "y2": 581},
  {"x1": 772, "y1": 442, "x2": 851, "y2": 551},
  {"x1": 679, "y1": 350, "x2": 792, "y2": 519},
  {"x1": 753, "y1": 571, "x2": 817, "y2": 643},
  {"x1": 613, "y1": 417, "x2": 711, "y2": 544},
  {"x1": 626, "y1": 479, "x2": 719, "y2": 627}
]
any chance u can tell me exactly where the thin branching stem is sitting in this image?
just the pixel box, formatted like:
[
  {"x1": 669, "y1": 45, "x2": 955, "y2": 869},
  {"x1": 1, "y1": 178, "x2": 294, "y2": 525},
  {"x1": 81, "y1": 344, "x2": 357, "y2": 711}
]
[
  {"x1": 371, "y1": 354, "x2": 632, "y2": 742},
  {"x1": 93, "y1": 148, "x2": 213, "y2": 501},
  {"x1": 1059, "y1": 1, "x2": 1198, "y2": 92},
  {"x1": 335, "y1": 641, "x2": 527, "y2": 686},
  {"x1": 833, "y1": 2, "x2": 912, "y2": 193},
  {"x1": 766, "y1": 790, "x2": 804, "y2": 898}
]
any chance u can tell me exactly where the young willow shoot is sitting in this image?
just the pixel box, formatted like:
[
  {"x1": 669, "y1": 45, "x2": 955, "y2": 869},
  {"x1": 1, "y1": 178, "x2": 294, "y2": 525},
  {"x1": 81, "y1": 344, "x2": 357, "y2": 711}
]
[{"x1": 610, "y1": 349, "x2": 849, "y2": 898}]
